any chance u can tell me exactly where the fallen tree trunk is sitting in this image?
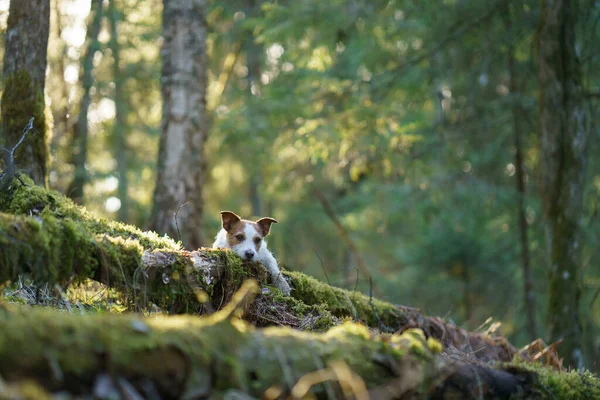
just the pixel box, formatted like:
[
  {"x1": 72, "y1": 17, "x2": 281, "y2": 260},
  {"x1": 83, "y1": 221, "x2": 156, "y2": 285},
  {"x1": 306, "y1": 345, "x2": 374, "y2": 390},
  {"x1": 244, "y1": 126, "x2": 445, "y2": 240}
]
[{"x1": 0, "y1": 285, "x2": 597, "y2": 400}]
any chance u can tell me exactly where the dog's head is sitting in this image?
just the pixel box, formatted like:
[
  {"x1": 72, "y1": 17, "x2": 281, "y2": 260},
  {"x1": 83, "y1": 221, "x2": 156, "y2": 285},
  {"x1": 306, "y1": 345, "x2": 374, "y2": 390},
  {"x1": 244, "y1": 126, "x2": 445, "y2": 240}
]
[{"x1": 219, "y1": 211, "x2": 278, "y2": 260}]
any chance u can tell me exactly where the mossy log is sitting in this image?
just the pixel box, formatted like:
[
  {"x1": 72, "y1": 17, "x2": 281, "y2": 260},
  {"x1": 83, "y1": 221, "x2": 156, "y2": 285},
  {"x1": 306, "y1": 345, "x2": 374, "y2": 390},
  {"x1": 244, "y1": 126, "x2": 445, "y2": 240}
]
[
  {"x1": 1, "y1": 178, "x2": 517, "y2": 363},
  {"x1": 0, "y1": 287, "x2": 597, "y2": 400}
]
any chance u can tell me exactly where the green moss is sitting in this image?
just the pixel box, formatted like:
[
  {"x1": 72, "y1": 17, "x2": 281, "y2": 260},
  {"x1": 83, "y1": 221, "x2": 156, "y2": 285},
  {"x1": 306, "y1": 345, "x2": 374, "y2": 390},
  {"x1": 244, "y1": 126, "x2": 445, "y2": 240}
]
[
  {"x1": 0, "y1": 305, "x2": 441, "y2": 398},
  {"x1": 286, "y1": 270, "x2": 410, "y2": 329},
  {"x1": 506, "y1": 359, "x2": 600, "y2": 399},
  {"x1": 0, "y1": 175, "x2": 179, "y2": 250}
]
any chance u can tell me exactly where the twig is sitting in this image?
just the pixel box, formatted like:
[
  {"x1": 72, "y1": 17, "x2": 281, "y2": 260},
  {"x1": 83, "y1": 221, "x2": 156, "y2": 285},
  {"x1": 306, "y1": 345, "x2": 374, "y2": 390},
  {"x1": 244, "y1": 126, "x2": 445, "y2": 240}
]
[
  {"x1": 0, "y1": 117, "x2": 36, "y2": 190},
  {"x1": 312, "y1": 188, "x2": 382, "y2": 297},
  {"x1": 369, "y1": 277, "x2": 394, "y2": 333},
  {"x1": 313, "y1": 250, "x2": 331, "y2": 286},
  {"x1": 353, "y1": 266, "x2": 359, "y2": 292},
  {"x1": 173, "y1": 201, "x2": 190, "y2": 246}
]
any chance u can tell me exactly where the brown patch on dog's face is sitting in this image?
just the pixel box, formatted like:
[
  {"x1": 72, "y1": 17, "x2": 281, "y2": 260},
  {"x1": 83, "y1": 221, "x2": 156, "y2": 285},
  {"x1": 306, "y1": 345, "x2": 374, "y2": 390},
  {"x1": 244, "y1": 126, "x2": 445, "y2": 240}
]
[{"x1": 225, "y1": 219, "x2": 250, "y2": 248}]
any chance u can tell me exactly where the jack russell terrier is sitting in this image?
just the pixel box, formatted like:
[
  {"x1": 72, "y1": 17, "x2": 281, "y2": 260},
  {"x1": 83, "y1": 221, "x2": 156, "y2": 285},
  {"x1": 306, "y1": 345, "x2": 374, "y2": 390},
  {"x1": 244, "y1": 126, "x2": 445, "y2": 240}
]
[{"x1": 212, "y1": 211, "x2": 291, "y2": 295}]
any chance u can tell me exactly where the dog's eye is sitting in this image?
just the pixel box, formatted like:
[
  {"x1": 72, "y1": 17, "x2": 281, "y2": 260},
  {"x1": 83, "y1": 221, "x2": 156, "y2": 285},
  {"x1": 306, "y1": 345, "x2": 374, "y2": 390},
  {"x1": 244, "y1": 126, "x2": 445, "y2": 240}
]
[
  {"x1": 235, "y1": 234, "x2": 245, "y2": 241},
  {"x1": 254, "y1": 237, "x2": 261, "y2": 244}
]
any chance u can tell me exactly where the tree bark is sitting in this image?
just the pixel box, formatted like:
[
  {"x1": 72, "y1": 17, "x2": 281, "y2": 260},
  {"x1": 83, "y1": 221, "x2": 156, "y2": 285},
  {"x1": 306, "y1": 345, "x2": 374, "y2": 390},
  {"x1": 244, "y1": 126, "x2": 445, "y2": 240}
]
[
  {"x1": 536, "y1": 0, "x2": 589, "y2": 369},
  {"x1": 0, "y1": 0, "x2": 51, "y2": 187},
  {"x1": 67, "y1": 0, "x2": 104, "y2": 204},
  {"x1": 150, "y1": 0, "x2": 208, "y2": 249},
  {"x1": 505, "y1": 10, "x2": 537, "y2": 342},
  {"x1": 108, "y1": 0, "x2": 129, "y2": 222}
]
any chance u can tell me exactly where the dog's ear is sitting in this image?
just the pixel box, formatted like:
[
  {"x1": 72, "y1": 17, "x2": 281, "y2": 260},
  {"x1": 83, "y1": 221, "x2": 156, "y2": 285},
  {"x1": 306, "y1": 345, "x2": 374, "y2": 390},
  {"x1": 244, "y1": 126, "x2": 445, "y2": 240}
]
[
  {"x1": 256, "y1": 217, "x2": 278, "y2": 237},
  {"x1": 220, "y1": 211, "x2": 241, "y2": 232}
]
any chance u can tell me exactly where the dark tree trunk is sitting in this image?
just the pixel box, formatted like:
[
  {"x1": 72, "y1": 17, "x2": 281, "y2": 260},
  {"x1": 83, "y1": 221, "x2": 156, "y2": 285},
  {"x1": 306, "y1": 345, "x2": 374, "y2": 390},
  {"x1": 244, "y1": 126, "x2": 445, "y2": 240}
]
[
  {"x1": 150, "y1": 0, "x2": 208, "y2": 249},
  {"x1": 505, "y1": 9, "x2": 537, "y2": 342},
  {"x1": 0, "y1": 0, "x2": 50, "y2": 186},
  {"x1": 109, "y1": 0, "x2": 129, "y2": 222},
  {"x1": 244, "y1": 1, "x2": 263, "y2": 217},
  {"x1": 67, "y1": 0, "x2": 104, "y2": 204},
  {"x1": 536, "y1": 0, "x2": 589, "y2": 369}
]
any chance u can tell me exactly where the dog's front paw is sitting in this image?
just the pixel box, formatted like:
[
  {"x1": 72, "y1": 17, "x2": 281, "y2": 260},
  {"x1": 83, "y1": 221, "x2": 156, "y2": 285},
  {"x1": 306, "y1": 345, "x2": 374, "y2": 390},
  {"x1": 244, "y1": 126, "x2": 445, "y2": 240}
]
[{"x1": 275, "y1": 276, "x2": 291, "y2": 296}]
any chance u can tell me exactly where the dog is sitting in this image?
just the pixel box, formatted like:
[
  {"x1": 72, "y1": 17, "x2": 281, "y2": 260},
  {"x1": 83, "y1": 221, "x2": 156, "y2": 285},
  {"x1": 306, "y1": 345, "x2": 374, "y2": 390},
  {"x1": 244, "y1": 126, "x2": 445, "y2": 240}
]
[{"x1": 212, "y1": 211, "x2": 291, "y2": 295}]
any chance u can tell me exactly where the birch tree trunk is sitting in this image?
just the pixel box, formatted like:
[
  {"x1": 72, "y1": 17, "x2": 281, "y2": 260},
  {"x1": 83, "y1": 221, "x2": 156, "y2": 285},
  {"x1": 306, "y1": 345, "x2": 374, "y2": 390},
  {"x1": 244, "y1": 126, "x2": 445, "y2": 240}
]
[
  {"x1": 0, "y1": 0, "x2": 51, "y2": 186},
  {"x1": 67, "y1": 0, "x2": 104, "y2": 204},
  {"x1": 150, "y1": 0, "x2": 208, "y2": 249},
  {"x1": 536, "y1": 0, "x2": 589, "y2": 369}
]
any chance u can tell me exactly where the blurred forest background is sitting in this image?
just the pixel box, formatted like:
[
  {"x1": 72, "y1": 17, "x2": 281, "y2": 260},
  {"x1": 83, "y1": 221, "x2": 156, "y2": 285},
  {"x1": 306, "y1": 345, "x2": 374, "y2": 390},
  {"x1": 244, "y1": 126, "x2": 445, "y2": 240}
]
[{"x1": 0, "y1": 0, "x2": 599, "y2": 370}]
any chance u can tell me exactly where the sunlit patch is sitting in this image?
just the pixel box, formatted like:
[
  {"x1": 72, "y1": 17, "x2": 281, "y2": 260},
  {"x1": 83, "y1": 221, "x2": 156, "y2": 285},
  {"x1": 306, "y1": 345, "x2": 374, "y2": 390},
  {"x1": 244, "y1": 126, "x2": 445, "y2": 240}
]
[
  {"x1": 505, "y1": 163, "x2": 516, "y2": 176},
  {"x1": 62, "y1": 26, "x2": 87, "y2": 47},
  {"x1": 98, "y1": 176, "x2": 119, "y2": 192},
  {"x1": 105, "y1": 196, "x2": 121, "y2": 213},
  {"x1": 63, "y1": 65, "x2": 79, "y2": 84},
  {"x1": 462, "y1": 161, "x2": 471, "y2": 173},
  {"x1": 267, "y1": 43, "x2": 284, "y2": 60},
  {"x1": 89, "y1": 98, "x2": 116, "y2": 124}
]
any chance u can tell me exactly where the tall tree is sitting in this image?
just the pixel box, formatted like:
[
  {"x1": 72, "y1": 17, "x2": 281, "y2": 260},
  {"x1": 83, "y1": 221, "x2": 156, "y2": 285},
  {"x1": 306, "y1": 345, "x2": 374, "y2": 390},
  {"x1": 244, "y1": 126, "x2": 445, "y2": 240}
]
[
  {"x1": 504, "y1": 6, "x2": 537, "y2": 341},
  {"x1": 108, "y1": 0, "x2": 129, "y2": 222},
  {"x1": 67, "y1": 0, "x2": 104, "y2": 204},
  {"x1": 245, "y1": 0, "x2": 263, "y2": 218},
  {"x1": 536, "y1": 0, "x2": 589, "y2": 368},
  {"x1": 150, "y1": 0, "x2": 208, "y2": 248},
  {"x1": 0, "y1": 0, "x2": 51, "y2": 186}
]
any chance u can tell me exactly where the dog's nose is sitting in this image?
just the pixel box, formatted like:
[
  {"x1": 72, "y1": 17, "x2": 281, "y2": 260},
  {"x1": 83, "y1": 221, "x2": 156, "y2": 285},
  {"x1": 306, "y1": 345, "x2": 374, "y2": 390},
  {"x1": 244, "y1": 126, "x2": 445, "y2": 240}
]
[{"x1": 244, "y1": 250, "x2": 255, "y2": 259}]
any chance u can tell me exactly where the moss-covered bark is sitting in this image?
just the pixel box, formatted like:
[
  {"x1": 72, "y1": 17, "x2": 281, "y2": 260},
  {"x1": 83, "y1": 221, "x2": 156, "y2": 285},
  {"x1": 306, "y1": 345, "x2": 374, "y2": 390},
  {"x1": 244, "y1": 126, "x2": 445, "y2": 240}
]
[
  {"x1": 0, "y1": 287, "x2": 443, "y2": 399},
  {"x1": 536, "y1": 0, "x2": 589, "y2": 368},
  {"x1": 1, "y1": 0, "x2": 51, "y2": 187}
]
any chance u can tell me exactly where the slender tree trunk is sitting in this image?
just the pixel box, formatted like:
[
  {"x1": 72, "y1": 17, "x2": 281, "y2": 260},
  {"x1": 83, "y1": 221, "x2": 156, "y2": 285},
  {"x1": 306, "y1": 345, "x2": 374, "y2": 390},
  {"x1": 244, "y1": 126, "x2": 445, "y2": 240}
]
[
  {"x1": 0, "y1": 0, "x2": 50, "y2": 186},
  {"x1": 536, "y1": 0, "x2": 589, "y2": 369},
  {"x1": 151, "y1": 0, "x2": 208, "y2": 249},
  {"x1": 109, "y1": 0, "x2": 129, "y2": 222},
  {"x1": 505, "y1": 14, "x2": 537, "y2": 341},
  {"x1": 67, "y1": 0, "x2": 104, "y2": 204},
  {"x1": 244, "y1": 0, "x2": 263, "y2": 217},
  {"x1": 49, "y1": 0, "x2": 71, "y2": 156}
]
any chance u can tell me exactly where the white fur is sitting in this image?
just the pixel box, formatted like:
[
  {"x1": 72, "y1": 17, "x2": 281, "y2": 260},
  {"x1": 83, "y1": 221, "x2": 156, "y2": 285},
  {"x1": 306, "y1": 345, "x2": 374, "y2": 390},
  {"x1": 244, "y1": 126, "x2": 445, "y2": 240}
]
[{"x1": 212, "y1": 224, "x2": 291, "y2": 295}]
